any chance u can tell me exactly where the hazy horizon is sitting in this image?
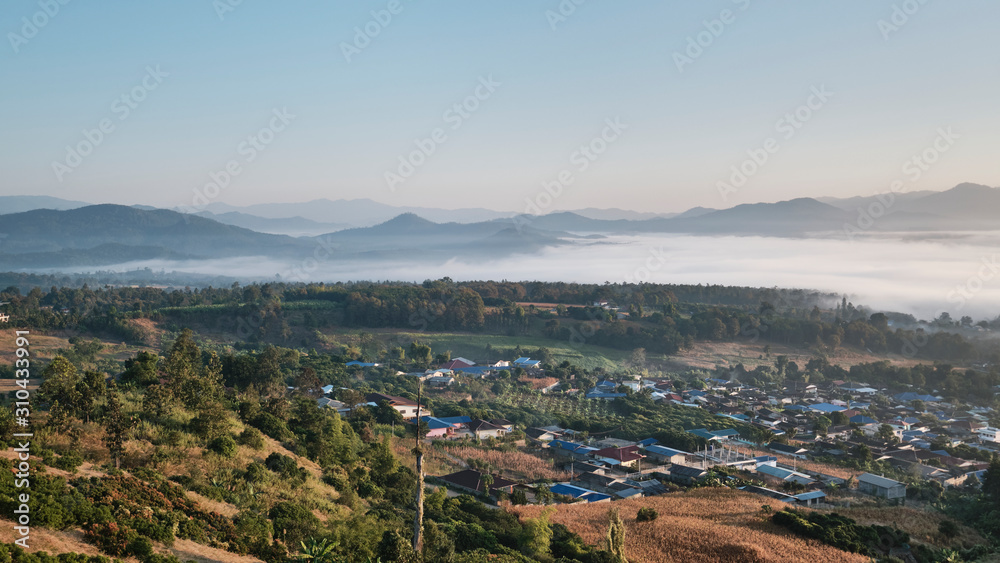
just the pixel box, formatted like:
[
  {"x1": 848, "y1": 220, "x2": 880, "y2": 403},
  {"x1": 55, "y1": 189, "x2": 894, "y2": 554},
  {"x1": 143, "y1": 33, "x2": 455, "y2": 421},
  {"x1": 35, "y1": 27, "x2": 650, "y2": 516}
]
[{"x1": 3, "y1": 2, "x2": 1000, "y2": 214}]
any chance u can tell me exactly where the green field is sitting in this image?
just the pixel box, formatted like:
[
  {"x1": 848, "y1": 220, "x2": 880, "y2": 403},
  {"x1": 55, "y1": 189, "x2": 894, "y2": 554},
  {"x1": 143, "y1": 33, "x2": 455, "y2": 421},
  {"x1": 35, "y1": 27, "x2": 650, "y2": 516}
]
[{"x1": 319, "y1": 328, "x2": 661, "y2": 373}]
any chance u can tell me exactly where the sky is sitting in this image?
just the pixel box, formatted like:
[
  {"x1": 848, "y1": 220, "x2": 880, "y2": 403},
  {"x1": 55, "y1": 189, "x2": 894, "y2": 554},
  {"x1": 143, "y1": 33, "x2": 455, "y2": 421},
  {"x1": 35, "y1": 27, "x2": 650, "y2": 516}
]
[{"x1": 2, "y1": 0, "x2": 999, "y2": 214}]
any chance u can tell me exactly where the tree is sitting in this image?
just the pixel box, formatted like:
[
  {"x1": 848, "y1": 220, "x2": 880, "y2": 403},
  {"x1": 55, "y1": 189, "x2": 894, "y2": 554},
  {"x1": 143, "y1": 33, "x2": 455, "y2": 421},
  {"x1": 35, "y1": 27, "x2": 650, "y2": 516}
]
[
  {"x1": 294, "y1": 367, "x2": 322, "y2": 397},
  {"x1": 877, "y1": 424, "x2": 897, "y2": 443},
  {"x1": 482, "y1": 473, "x2": 494, "y2": 498},
  {"x1": 982, "y1": 458, "x2": 1000, "y2": 508},
  {"x1": 103, "y1": 383, "x2": 131, "y2": 469},
  {"x1": 520, "y1": 507, "x2": 554, "y2": 559},
  {"x1": 122, "y1": 351, "x2": 160, "y2": 386},
  {"x1": 77, "y1": 371, "x2": 106, "y2": 423},
  {"x1": 377, "y1": 529, "x2": 409, "y2": 562},
  {"x1": 39, "y1": 356, "x2": 82, "y2": 415},
  {"x1": 606, "y1": 507, "x2": 628, "y2": 563},
  {"x1": 269, "y1": 502, "x2": 321, "y2": 546},
  {"x1": 422, "y1": 521, "x2": 455, "y2": 563},
  {"x1": 409, "y1": 342, "x2": 432, "y2": 367},
  {"x1": 813, "y1": 415, "x2": 832, "y2": 436},
  {"x1": 629, "y1": 348, "x2": 646, "y2": 371}
]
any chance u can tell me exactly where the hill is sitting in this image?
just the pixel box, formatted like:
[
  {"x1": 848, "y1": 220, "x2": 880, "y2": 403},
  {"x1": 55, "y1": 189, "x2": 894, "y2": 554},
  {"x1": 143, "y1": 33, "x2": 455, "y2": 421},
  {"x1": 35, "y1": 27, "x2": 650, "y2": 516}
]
[
  {"x1": 0, "y1": 195, "x2": 91, "y2": 214},
  {"x1": 0, "y1": 204, "x2": 311, "y2": 267},
  {"x1": 511, "y1": 489, "x2": 869, "y2": 563}
]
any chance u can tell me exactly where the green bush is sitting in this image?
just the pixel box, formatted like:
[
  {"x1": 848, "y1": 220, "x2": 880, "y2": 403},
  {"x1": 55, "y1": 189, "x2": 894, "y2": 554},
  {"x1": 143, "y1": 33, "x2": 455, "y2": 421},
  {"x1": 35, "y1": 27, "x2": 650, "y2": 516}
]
[
  {"x1": 208, "y1": 435, "x2": 239, "y2": 458},
  {"x1": 54, "y1": 453, "x2": 85, "y2": 473},
  {"x1": 237, "y1": 427, "x2": 266, "y2": 450},
  {"x1": 245, "y1": 462, "x2": 268, "y2": 484},
  {"x1": 128, "y1": 536, "x2": 154, "y2": 559},
  {"x1": 251, "y1": 413, "x2": 293, "y2": 441},
  {"x1": 636, "y1": 507, "x2": 658, "y2": 522}
]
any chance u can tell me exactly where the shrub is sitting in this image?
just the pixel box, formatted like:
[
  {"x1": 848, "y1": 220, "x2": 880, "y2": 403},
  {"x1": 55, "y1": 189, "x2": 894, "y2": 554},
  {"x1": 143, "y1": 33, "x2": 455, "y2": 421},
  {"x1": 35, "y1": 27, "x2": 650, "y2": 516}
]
[
  {"x1": 245, "y1": 462, "x2": 268, "y2": 484},
  {"x1": 128, "y1": 536, "x2": 154, "y2": 559},
  {"x1": 55, "y1": 453, "x2": 85, "y2": 473},
  {"x1": 208, "y1": 435, "x2": 239, "y2": 458},
  {"x1": 636, "y1": 507, "x2": 658, "y2": 522},
  {"x1": 237, "y1": 427, "x2": 265, "y2": 450},
  {"x1": 251, "y1": 413, "x2": 293, "y2": 441},
  {"x1": 268, "y1": 501, "x2": 321, "y2": 546},
  {"x1": 938, "y1": 519, "x2": 959, "y2": 538}
]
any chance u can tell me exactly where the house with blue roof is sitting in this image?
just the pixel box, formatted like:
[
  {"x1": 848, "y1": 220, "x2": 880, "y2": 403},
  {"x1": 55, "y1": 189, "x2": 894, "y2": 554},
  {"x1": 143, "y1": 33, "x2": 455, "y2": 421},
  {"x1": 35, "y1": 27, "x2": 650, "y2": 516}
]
[
  {"x1": 416, "y1": 416, "x2": 462, "y2": 438},
  {"x1": 346, "y1": 361, "x2": 379, "y2": 368},
  {"x1": 850, "y1": 415, "x2": 878, "y2": 425},
  {"x1": 810, "y1": 403, "x2": 847, "y2": 414},
  {"x1": 894, "y1": 392, "x2": 940, "y2": 403},
  {"x1": 756, "y1": 464, "x2": 815, "y2": 486},
  {"x1": 549, "y1": 440, "x2": 598, "y2": 459},
  {"x1": 549, "y1": 483, "x2": 611, "y2": 503},
  {"x1": 513, "y1": 357, "x2": 542, "y2": 368},
  {"x1": 637, "y1": 438, "x2": 659, "y2": 447}
]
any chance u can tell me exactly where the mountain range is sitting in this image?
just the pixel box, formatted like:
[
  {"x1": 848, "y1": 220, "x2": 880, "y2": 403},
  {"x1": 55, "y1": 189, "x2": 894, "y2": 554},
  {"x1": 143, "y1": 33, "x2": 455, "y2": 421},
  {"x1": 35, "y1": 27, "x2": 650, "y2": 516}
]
[{"x1": 1, "y1": 183, "x2": 998, "y2": 271}]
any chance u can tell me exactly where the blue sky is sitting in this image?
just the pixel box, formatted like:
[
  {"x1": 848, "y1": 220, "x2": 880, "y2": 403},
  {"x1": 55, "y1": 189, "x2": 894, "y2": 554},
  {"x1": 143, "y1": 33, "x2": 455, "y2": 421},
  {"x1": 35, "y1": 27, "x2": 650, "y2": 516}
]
[{"x1": 2, "y1": 0, "x2": 998, "y2": 213}]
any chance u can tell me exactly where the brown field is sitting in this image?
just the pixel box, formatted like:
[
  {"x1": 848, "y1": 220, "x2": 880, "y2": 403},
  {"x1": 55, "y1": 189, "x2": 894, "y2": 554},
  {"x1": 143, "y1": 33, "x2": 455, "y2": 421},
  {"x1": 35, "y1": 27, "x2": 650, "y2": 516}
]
[
  {"x1": 510, "y1": 488, "x2": 869, "y2": 563},
  {"x1": 442, "y1": 445, "x2": 571, "y2": 481},
  {"x1": 519, "y1": 375, "x2": 559, "y2": 391},
  {"x1": 0, "y1": 519, "x2": 264, "y2": 563},
  {"x1": 734, "y1": 445, "x2": 859, "y2": 481},
  {"x1": 665, "y1": 339, "x2": 922, "y2": 372},
  {"x1": 836, "y1": 505, "x2": 985, "y2": 549},
  {"x1": 0, "y1": 329, "x2": 73, "y2": 365}
]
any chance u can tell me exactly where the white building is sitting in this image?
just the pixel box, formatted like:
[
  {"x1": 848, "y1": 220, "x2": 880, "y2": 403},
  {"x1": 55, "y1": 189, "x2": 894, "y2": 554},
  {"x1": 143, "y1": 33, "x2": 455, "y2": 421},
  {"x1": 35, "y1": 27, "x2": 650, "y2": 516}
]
[{"x1": 976, "y1": 427, "x2": 1000, "y2": 443}]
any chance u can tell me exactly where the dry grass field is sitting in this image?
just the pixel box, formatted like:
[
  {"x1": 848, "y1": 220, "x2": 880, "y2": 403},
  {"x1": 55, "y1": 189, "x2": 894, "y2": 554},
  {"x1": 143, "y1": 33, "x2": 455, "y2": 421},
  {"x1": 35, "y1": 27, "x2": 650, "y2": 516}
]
[
  {"x1": 510, "y1": 488, "x2": 870, "y2": 563},
  {"x1": 836, "y1": 505, "x2": 985, "y2": 550},
  {"x1": 442, "y1": 445, "x2": 571, "y2": 481},
  {"x1": 666, "y1": 339, "x2": 922, "y2": 372}
]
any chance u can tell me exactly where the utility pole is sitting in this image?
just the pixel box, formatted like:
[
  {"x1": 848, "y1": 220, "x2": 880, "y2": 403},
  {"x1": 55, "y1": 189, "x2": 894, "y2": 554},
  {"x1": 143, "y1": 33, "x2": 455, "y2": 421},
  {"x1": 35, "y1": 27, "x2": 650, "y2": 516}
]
[{"x1": 412, "y1": 380, "x2": 424, "y2": 553}]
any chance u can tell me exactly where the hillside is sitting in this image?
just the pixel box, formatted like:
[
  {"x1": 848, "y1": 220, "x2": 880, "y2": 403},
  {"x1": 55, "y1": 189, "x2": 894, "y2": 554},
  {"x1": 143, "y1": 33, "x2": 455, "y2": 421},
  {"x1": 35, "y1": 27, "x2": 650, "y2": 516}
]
[
  {"x1": 0, "y1": 205, "x2": 309, "y2": 263},
  {"x1": 510, "y1": 489, "x2": 870, "y2": 563}
]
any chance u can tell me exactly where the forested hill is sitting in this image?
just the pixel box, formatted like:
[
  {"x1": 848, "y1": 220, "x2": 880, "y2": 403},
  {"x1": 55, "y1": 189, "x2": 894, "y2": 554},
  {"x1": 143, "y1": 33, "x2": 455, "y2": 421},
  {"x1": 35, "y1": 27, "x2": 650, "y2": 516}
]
[{"x1": 0, "y1": 280, "x2": 994, "y2": 367}]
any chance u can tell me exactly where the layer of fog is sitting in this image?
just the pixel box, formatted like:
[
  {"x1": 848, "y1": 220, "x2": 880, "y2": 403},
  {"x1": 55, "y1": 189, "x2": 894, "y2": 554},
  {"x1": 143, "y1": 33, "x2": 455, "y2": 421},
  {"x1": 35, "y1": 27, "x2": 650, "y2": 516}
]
[{"x1": 60, "y1": 233, "x2": 1000, "y2": 321}]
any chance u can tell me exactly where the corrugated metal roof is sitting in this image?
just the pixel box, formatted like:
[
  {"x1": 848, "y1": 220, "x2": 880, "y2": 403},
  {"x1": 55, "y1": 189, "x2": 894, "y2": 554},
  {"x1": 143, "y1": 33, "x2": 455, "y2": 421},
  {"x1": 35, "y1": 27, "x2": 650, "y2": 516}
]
[{"x1": 859, "y1": 473, "x2": 904, "y2": 488}]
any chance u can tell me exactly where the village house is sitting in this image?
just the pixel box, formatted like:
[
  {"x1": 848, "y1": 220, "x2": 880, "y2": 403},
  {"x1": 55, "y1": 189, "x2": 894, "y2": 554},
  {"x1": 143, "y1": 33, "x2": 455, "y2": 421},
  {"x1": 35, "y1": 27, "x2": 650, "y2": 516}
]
[
  {"x1": 857, "y1": 473, "x2": 906, "y2": 500},
  {"x1": 643, "y1": 445, "x2": 688, "y2": 465},
  {"x1": 365, "y1": 392, "x2": 424, "y2": 420},
  {"x1": 437, "y1": 469, "x2": 516, "y2": 495},
  {"x1": 592, "y1": 446, "x2": 644, "y2": 470}
]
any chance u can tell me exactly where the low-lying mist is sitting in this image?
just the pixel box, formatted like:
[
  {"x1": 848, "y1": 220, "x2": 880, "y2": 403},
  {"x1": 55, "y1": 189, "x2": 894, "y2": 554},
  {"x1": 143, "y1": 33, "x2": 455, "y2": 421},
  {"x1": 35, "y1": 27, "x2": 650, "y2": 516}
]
[{"x1": 46, "y1": 232, "x2": 1000, "y2": 321}]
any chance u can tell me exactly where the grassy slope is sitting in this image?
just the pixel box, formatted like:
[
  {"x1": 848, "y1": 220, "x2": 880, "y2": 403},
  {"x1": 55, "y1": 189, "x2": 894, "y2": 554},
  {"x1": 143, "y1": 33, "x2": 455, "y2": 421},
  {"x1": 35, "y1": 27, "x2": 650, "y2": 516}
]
[{"x1": 511, "y1": 489, "x2": 870, "y2": 563}]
